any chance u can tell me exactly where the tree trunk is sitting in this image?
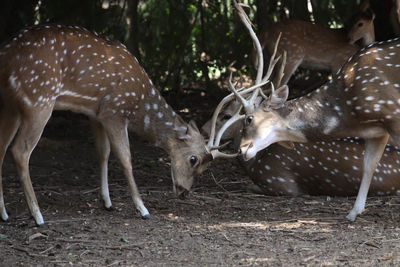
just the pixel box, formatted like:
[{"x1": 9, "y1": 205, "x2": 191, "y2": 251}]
[{"x1": 126, "y1": 0, "x2": 140, "y2": 61}]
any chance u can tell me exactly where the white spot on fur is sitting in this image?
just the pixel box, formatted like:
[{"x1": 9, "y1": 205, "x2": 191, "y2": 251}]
[
  {"x1": 323, "y1": 117, "x2": 339, "y2": 135},
  {"x1": 144, "y1": 115, "x2": 150, "y2": 131}
]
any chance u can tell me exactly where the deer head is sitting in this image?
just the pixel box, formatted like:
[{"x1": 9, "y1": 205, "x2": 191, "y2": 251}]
[
  {"x1": 167, "y1": 119, "x2": 213, "y2": 197},
  {"x1": 238, "y1": 84, "x2": 307, "y2": 161},
  {"x1": 348, "y1": 0, "x2": 375, "y2": 46}
]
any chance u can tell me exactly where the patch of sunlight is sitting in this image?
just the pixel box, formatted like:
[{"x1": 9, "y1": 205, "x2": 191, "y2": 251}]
[
  {"x1": 208, "y1": 220, "x2": 333, "y2": 232},
  {"x1": 167, "y1": 213, "x2": 179, "y2": 220},
  {"x1": 179, "y1": 108, "x2": 190, "y2": 113},
  {"x1": 241, "y1": 257, "x2": 275, "y2": 264},
  {"x1": 329, "y1": 21, "x2": 344, "y2": 29},
  {"x1": 102, "y1": 0, "x2": 110, "y2": 9},
  {"x1": 34, "y1": 0, "x2": 42, "y2": 25},
  {"x1": 208, "y1": 222, "x2": 270, "y2": 230}
]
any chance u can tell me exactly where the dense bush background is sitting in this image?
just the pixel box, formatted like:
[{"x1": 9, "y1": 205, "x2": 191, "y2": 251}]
[{"x1": 0, "y1": 0, "x2": 397, "y2": 95}]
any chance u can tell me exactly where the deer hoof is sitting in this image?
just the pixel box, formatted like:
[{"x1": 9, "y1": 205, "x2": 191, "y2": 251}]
[
  {"x1": 105, "y1": 205, "x2": 114, "y2": 211},
  {"x1": 142, "y1": 214, "x2": 157, "y2": 221},
  {"x1": 346, "y1": 211, "x2": 358, "y2": 222},
  {"x1": 0, "y1": 213, "x2": 9, "y2": 222},
  {"x1": 35, "y1": 221, "x2": 45, "y2": 227}
]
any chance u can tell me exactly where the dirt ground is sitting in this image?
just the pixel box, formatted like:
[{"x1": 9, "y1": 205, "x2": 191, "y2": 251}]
[{"x1": 1, "y1": 92, "x2": 400, "y2": 266}]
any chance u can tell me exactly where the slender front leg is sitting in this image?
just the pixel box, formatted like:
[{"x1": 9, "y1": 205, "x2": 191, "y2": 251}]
[
  {"x1": 0, "y1": 107, "x2": 21, "y2": 221},
  {"x1": 102, "y1": 119, "x2": 154, "y2": 220},
  {"x1": 10, "y1": 108, "x2": 53, "y2": 226},
  {"x1": 90, "y1": 119, "x2": 112, "y2": 210},
  {"x1": 346, "y1": 134, "x2": 389, "y2": 221}
]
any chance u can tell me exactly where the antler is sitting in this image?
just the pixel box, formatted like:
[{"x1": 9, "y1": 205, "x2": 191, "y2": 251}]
[
  {"x1": 205, "y1": 0, "x2": 285, "y2": 159},
  {"x1": 229, "y1": 0, "x2": 283, "y2": 113}
]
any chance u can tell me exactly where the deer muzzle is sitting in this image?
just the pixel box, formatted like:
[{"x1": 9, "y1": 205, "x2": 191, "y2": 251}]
[
  {"x1": 176, "y1": 185, "x2": 190, "y2": 200},
  {"x1": 171, "y1": 168, "x2": 191, "y2": 199},
  {"x1": 239, "y1": 141, "x2": 256, "y2": 161}
]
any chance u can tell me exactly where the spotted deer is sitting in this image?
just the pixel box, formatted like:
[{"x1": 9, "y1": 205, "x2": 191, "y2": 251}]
[
  {"x1": 0, "y1": 24, "x2": 232, "y2": 226},
  {"x1": 249, "y1": 139, "x2": 400, "y2": 196},
  {"x1": 254, "y1": 0, "x2": 375, "y2": 85},
  {"x1": 202, "y1": 102, "x2": 400, "y2": 197},
  {"x1": 229, "y1": 1, "x2": 400, "y2": 221}
]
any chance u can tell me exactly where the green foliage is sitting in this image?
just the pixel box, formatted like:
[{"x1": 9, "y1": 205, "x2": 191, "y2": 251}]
[
  {"x1": 136, "y1": 0, "x2": 253, "y2": 93},
  {"x1": 2, "y1": 0, "x2": 394, "y2": 95},
  {"x1": 38, "y1": 0, "x2": 128, "y2": 42}
]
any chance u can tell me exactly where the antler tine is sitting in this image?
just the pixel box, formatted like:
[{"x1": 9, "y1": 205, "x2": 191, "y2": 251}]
[
  {"x1": 227, "y1": 72, "x2": 258, "y2": 115},
  {"x1": 206, "y1": 96, "x2": 244, "y2": 159},
  {"x1": 210, "y1": 110, "x2": 244, "y2": 159},
  {"x1": 233, "y1": 1, "x2": 262, "y2": 81},
  {"x1": 228, "y1": 73, "x2": 249, "y2": 108},
  {"x1": 206, "y1": 93, "x2": 236, "y2": 149},
  {"x1": 233, "y1": 0, "x2": 265, "y2": 107},
  {"x1": 261, "y1": 32, "x2": 282, "y2": 84},
  {"x1": 214, "y1": 107, "x2": 245, "y2": 147},
  {"x1": 259, "y1": 49, "x2": 287, "y2": 100},
  {"x1": 207, "y1": 72, "x2": 246, "y2": 149},
  {"x1": 275, "y1": 50, "x2": 287, "y2": 87},
  {"x1": 211, "y1": 150, "x2": 239, "y2": 159}
]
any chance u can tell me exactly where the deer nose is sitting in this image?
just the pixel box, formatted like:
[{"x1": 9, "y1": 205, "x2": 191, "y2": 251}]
[
  {"x1": 239, "y1": 142, "x2": 253, "y2": 158},
  {"x1": 176, "y1": 185, "x2": 190, "y2": 200}
]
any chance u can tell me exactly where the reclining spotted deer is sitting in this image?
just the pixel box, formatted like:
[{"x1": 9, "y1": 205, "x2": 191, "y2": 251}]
[
  {"x1": 203, "y1": 103, "x2": 400, "y2": 196},
  {"x1": 229, "y1": 0, "x2": 400, "y2": 221},
  {"x1": 254, "y1": 0, "x2": 376, "y2": 85},
  {"x1": 0, "y1": 24, "x2": 234, "y2": 226}
]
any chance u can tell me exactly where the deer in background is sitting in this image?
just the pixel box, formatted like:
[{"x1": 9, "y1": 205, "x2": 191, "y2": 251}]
[
  {"x1": 254, "y1": 0, "x2": 375, "y2": 85},
  {"x1": 0, "y1": 24, "x2": 232, "y2": 226},
  {"x1": 230, "y1": 1, "x2": 400, "y2": 221}
]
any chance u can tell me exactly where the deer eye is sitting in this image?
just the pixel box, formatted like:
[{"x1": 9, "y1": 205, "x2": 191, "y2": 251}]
[
  {"x1": 189, "y1": 156, "x2": 198, "y2": 167},
  {"x1": 358, "y1": 22, "x2": 363, "y2": 27},
  {"x1": 222, "y1": 114, "x2": 232, "y2": 120},
  {"x1": 245, "y1": 115, "x2": 253, "y2": 126}
]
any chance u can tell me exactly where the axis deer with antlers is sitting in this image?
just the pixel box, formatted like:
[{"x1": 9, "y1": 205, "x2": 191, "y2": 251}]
[
  {"x1": 0, "y1": 24, "x2": 233, "y2": 226},
  {"x1": 229, "y1": 1, "x2": 400, "y2": 221},
  {"x1": 203, "y1": 109, "x2": 400, "y2": 196},
  {"x1": 202, "y1": 89, "x2": 400, "y2": 197},
  {"x1": 254, "y1": 0, "x2": 375, "y2": 86}
]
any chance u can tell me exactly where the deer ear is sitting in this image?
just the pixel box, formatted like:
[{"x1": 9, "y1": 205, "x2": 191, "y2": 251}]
[
  {"x1": 174, "y1": 117, "x2": 191, "y2": 140},
  {"x1": 367, "y1": 8, "x2": 376, "y2": 20},
  {"x1": 189, "y1": 120, "x2": 200, "y2": 133},
  {"x1": 267, "y1": 85, "x2": 289, "y2": 110},
  {"x1": 359, "y1": 0, "x2": 370, "y2": 12}
]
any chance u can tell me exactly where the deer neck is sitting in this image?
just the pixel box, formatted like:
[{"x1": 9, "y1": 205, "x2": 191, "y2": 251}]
[
  {"x1": 275, "y1": 80, "x2": 347, "y2": 141},
  {"x1": 126, "y1": 88, "x2": 184, "y2": 152},
  {"x1": 361, "y1": 30, "x2": 375, "y2": 47}
]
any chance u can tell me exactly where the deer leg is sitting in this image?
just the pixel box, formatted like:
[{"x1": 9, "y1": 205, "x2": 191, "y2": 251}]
[
  {"x1": 102, "y1": 120, "x2": 154, "y2": 220},
  {"x1": 90, "y1": 119, "x2": 113, "y2": 210},
  {"x1": 346, "y1": 134, "x2": 389, "y2": 221},
  {"x1": 0, "y1": 107, "x2": 20, "y2": 221},
  {"x1": 10, "y1": 108, "x2": 52, "y2": 226}
]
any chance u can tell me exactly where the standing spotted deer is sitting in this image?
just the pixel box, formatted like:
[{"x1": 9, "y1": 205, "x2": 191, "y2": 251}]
[
  {"x1": 0, "y1": 24, "x2": 231, "y2": 226},
  {"x1": 230, "y1": 1, "x2": 400, "y2": 221},
  {"x1": 254, "y1": 0, "x2": 375, "y2": 85}
]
